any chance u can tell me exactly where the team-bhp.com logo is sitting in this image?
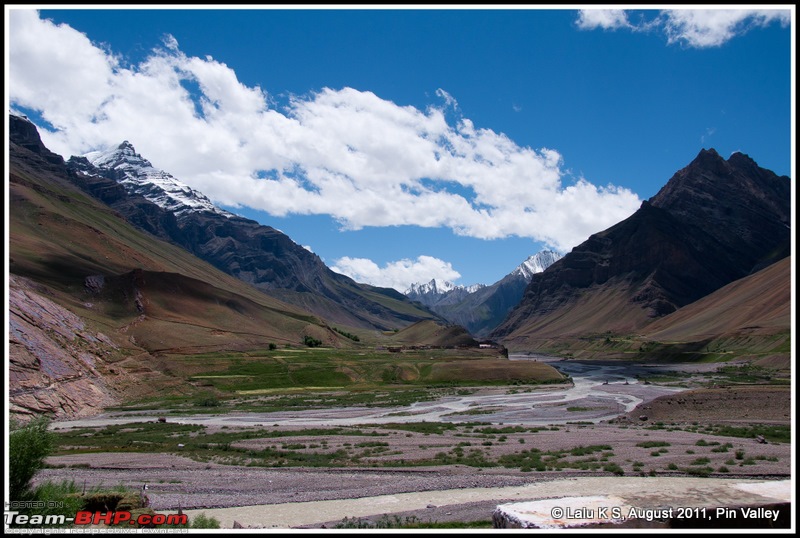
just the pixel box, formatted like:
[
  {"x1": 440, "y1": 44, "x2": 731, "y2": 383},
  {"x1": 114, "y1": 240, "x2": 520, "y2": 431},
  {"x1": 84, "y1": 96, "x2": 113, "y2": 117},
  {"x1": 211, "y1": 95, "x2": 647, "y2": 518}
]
[{"x1": 5, "y1": 507, "x2": 188, "y2": 528}]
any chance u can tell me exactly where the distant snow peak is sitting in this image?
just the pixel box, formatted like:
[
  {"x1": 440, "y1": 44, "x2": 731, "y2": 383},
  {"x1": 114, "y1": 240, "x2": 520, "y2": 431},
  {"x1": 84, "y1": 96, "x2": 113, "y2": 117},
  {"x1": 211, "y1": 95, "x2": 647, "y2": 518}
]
[
  {"x1": 406, "y1": 250, "x2": 560, "y2": 298},
  {"x1": 405, "y1": 278, "x2": 485, "y2": 305},
  {"x1": 513, "y1": 250, "x2": 562, "y2": 280},
  {"x1": 83, "y1": 142, "x2": 232, "y2": 219},
  {"x1": 407, "y1": 278, "x2": 458, "y2": 295}
]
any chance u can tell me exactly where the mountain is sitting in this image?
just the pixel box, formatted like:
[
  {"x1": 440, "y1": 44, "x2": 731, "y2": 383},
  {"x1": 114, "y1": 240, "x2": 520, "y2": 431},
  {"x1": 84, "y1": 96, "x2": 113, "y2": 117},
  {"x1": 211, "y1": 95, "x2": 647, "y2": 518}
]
[
  {"x1": 405, "y1": 251, "x2": 562, "y2": 337},
  {"x1": 493, "y1": 149, "x2": 791, "y2": 355},
  {"x1": 405, "y1": 279, "x2": 485, "y2": 308},
  {"x1": 65, "y1": 137, "x2": 439, "y2": 331},
  {"x1": 9, "y1": 113, "x2": 342, "y2": 418}
]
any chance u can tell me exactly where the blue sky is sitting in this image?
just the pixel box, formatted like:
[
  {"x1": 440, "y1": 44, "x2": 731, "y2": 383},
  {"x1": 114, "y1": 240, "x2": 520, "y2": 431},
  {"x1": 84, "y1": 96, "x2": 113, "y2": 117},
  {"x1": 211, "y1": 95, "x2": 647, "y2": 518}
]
[{"x1": 6, "y1": 6, "x2": 794, "y2": 291}]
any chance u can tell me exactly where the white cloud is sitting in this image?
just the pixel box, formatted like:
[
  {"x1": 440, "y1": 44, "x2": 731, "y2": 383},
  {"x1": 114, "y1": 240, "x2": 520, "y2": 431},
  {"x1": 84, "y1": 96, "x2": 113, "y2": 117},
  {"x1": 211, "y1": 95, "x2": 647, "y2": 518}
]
[
  {"x1": 331, "y1": 255, "x2": 461, "y2": 292},
  {"x1": 575, "y1": 9, "x2": 631, "y2": 31},
  {"x1": 8, "y1": 9, "x2": 642, "y2": 253},
  {"x1": 576, "y1": 8, "x2": 791, "y2": 48},
  {"x1": 661, "y1": 9, "x2": 791, "y2": 48},
  {"x1": 435, "y1": 88, "x2": 459, "y2": 109}
]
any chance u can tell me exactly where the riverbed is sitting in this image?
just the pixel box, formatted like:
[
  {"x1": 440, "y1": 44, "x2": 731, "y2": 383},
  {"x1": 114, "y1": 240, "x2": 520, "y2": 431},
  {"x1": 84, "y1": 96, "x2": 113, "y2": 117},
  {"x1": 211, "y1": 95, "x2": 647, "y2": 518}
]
[{"x1": 51, "y1": 357, "x2": 699, "y2": 430}]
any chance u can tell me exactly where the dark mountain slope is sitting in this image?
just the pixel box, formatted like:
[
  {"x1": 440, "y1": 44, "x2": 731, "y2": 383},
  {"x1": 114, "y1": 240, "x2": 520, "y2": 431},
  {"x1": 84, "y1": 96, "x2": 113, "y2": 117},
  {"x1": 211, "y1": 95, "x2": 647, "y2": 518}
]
[{"x1": 493, "y1": 149, "x2": 791, "y2": 352}]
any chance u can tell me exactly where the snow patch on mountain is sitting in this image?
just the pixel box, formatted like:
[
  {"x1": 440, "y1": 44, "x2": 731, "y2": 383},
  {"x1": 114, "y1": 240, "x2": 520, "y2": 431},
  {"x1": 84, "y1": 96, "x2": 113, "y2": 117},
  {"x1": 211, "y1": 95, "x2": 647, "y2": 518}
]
[
  {"x1": 512, "y1": 250, "x2": 563, "y2": 280},
  {"x1": 83, "y1": 141, "x2": 233, "y2": 219}
]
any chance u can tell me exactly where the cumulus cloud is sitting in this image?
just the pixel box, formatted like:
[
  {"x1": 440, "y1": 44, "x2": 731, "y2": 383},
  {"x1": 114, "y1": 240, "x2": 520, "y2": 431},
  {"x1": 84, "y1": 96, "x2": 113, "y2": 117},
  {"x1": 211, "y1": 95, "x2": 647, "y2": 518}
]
[
  {"x1": 575, "y1": 9, "x2": 631, "y2": 31},
  {"x1": 576, "y1": 8, "x2": 791, "y2": 48},
  {"x1": 331, "y1": 255, "x2": 461, "y2": 292},
  {"x1": 9, "y1": 9, "x2": 642, "y2": 253},
  {"x1": 661, "y1": 9, "x2": 791, "y2": 48}
]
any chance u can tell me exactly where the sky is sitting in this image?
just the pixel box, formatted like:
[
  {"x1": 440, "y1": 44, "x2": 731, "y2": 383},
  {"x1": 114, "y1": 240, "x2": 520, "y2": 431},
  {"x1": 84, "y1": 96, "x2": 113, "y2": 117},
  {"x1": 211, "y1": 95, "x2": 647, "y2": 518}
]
[{"x1": 5, "y1": 6, "x2": 795, "y2": 292}]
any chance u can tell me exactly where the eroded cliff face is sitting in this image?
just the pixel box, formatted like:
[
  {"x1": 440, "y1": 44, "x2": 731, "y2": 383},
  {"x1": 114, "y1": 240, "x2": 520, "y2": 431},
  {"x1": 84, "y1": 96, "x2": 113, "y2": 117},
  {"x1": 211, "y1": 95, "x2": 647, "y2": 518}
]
[{"x1": 9, "y1": 275, "x2": 125, "y2": 420}]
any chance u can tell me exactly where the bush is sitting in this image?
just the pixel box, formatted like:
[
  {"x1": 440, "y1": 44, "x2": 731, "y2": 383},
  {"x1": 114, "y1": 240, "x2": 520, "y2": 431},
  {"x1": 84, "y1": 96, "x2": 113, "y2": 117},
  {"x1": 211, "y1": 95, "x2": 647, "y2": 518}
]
[
  {"x1": 603, "y1": 462, "x2": 625, "y2": 476},
  {"x1": 303, "y1": 335, "x2": 322, "y2": 347},
  {"x1": 10, "y1": 416, "x2": 54, "y2": 500},
  {"x1": 190, "y1": 513, "x2": 221, "y2": 529}
]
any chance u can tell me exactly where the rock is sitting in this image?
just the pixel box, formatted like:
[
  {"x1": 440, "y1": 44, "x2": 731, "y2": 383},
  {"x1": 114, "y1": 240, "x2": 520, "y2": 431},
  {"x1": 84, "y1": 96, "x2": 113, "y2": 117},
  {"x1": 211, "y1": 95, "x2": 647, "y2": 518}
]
[
  {"x1": 8, "y1": 275, "x2": 123, "y2": 421},
  {"x1": 494, "y1": 496, "x2": 628, "y2": 529},
  {"x1": 639, "y1": 415, "x2": 648, "y2": 421}
]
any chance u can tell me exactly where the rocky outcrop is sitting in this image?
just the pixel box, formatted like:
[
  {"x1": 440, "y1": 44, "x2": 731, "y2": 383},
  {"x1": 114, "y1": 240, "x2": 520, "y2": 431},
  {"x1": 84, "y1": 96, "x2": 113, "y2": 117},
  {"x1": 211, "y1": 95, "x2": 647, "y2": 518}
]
[
  {"x1": 9, "y1": 275, "x2": 124, "y2": 420},
  {"x1": 9, "y1": 113, "x2": 65, "y2": 167}
]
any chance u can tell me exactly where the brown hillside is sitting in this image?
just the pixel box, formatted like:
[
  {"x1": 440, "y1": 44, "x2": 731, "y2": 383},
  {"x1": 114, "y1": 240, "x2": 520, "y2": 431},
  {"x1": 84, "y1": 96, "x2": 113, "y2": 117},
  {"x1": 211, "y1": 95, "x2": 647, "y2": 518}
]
[
  {"x1": 642, "y1": 257, "x2": 790, "y2": 342},
  {"x1": 389, "y1": 320, "x2": 478, "y2": 348}
]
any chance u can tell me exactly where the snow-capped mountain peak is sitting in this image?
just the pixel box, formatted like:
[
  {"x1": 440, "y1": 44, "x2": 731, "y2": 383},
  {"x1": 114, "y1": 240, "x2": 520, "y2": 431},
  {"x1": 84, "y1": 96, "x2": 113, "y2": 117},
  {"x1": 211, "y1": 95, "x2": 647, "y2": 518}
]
[
  {"x1": 406, "y1": 278, "x2": 458, "y2": 296},
  {"x1": 404, "y1": 278, "x2": 482, "y2": 309},
  {"x1": 512, "y1": 250, "x2": 562, "y2": 280},
  {"x1": 82, "y1": 142, "x2": 232, "y2": 219}
]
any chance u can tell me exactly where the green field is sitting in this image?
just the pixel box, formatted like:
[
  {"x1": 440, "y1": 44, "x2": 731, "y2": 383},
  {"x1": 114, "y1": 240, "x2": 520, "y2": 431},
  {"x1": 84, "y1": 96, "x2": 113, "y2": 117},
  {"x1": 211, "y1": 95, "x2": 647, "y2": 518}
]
[
  {"x1": 174, "y1": 346, "x2": 565, "y2": 392},
  {"x1": 102, "y1": 346, "x2": 566, "y2": 413}
]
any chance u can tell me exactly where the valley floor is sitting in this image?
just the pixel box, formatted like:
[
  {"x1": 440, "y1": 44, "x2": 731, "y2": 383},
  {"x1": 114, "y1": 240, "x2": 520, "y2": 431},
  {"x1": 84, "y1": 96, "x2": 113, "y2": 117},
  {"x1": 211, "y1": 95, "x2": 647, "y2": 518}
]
[{"x1": 39, "y1": 360, "x2": 792, "y2": 530}]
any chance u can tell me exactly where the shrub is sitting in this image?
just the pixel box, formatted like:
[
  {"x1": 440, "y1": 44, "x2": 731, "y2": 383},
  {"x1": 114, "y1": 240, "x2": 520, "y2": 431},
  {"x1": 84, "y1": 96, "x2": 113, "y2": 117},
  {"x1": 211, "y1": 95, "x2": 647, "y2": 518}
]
[
  {"x1": 603, "y1": 463, "x2": 624, "y2": 476},
  {"x1": 636, "y1": 441, "x2": 671, "y2": 448},
  {"x1": 9, "y1": 417, "x2": 54, "y2": 500},
  {"x1": 303, "y1": 335, "x2": 323, "y2": 347},
  {"x1": 190, "y1": 513, "x2": 221, "y2": 529}
]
